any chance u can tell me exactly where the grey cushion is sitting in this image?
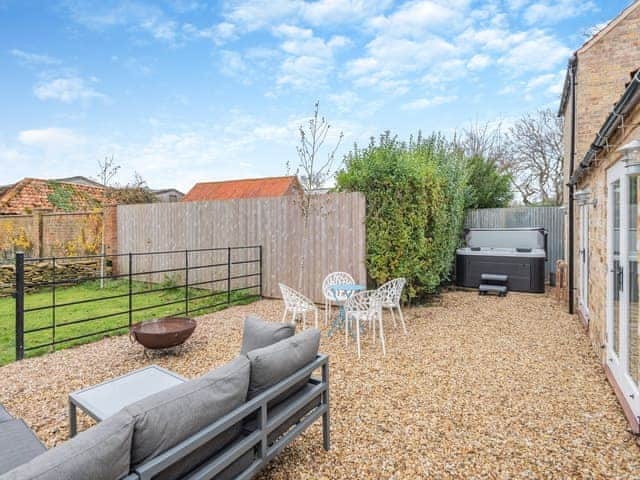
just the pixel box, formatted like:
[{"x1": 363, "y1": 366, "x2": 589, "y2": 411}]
[
  {"x1": 125, "y1": 355, "x2": 250, "y2": 467},
  {"x1": 0, "y1": 403, "x2": 12, "y2": 424},
  {"x1": 240, "y1": 315, "x2": 295, "y2": 355},
  {"x1": 0, "y1": 410, "x2": 133, "y2": 480},
  {"x1": 0, "y1": 419, "x2": 46, "y2": 476},
  {"x1": 246, "y1": 328, "x2": 320, "y2": 400}
]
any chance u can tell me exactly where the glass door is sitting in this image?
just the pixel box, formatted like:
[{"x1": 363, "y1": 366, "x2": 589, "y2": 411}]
[
  {"x1": 607, "y1": 163, "x2": 640, "y2": 417},
  {"x1": 608, "y1": 177, "x2": 622, "y2": 364},
  {"x1": 627, "y1": 177, "x2": 639, "y2": 390}
]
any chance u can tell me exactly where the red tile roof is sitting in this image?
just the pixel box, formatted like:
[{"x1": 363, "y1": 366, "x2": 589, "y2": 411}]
[
  {"x1": 0, "y1": 178, "x2": 109, "y2": 215},
  {"x1": 182, "y1": 176, "x2": 302, "y2": 202}
]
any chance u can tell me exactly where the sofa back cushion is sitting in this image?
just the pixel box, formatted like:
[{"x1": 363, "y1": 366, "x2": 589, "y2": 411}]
[
  {"x1": 240, "y1": 316, "x2": 295, "y2": 355},
  {"x1": 246, "y1": 328, "x2": 320, "y2": 401},
  {"x1": 125, "y1": 355, "x2": 250, "y2": 468},
  {"x1": 0, "y1": 410, "x2": 134, "y2": 480}
]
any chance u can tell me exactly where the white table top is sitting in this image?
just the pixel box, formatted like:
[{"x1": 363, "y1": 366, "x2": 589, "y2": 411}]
[{"x1": 69, "y1": 365, "x2": 186, "y2": 420}]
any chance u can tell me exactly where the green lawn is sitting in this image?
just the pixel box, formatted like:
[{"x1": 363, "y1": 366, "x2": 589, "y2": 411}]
[{"x1": 0, "y1": 279, "x2": 258, "y2": 365}]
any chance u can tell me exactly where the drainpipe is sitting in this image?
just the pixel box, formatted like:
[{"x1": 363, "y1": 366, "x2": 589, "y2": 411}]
[{"x1": 568, "y1": 55, "x2": 577, "y2": 315}]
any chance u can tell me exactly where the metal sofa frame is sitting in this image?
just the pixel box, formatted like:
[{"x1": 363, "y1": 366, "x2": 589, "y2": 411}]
[{"x1": 124, "y1": 354, "x2": 330, "y2": 480}]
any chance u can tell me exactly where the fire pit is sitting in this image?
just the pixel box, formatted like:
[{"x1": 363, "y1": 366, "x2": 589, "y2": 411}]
[{"x1": 130, "y1": 317, "x2": 196, "y2": 353}]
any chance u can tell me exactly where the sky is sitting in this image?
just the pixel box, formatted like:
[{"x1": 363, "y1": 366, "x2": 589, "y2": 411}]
[{"x1": 0, "y1": 0, "x2": 635, "y2": 192}]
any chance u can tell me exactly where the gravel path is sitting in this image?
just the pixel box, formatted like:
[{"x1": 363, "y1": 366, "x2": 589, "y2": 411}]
[{"x1": 0, "y1": 291, "x2": 638, "y2": 478}]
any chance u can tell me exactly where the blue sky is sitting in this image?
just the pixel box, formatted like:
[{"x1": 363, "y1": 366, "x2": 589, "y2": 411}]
[{"x1": 0, "y1": 0, "x2": 634, "y2": 192}]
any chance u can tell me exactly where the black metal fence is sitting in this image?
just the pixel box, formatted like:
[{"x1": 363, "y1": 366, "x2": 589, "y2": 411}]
[{"x1": 13, "y1": 246, "x2": 262, "y2": 360}]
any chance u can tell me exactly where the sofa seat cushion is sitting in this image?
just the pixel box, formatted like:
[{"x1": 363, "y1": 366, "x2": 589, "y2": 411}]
[
  {"x1": 125, "y1": 355, "x2": 250, "y2": 468},
  {"x1": 0, "y1": 410, "x2": 134, "y2": 480},
  {"x1": 0, "y1": 419, "x2": 46, "y2": 476},
  {"x1": 246, "y1": 328, "x2": 320, "y2": 403},
  {"x1": 0, "y1": 403, "x2": 12, "y2": 424},
  {"x1": 240, "y1": 316, "x2": 295, "y2": 355}
]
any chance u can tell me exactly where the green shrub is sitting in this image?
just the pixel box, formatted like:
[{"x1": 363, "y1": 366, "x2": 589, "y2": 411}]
[
  {"x1": 336, "y1": 132, "x2": 467, "y2": 301},
  {"x1": 464, "y1": 155, "x2": 513, "y2": 209}
]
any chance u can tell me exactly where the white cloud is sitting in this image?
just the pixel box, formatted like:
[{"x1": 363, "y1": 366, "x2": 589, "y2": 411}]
[
  {"x1": 33, "y1": 76, "x2": 106, "y2": 103},
  {"x1": 496, "y1": 31, "x2": 571, "y2": 73},
  {"x1": 368, "y1": 0, "x2": 471, "y2": 36},
  {"x1": 18, "y1": 128, "x2": 84, "y2": 149},
  {"x1": 272, "y1": 24, "x2": 350, "y2": 88},
  {"x1": 183, "y1": 22, "x2": 237, "y2": 45},
  {"x1": 467, "y1": 54, "x2": 491, "y2": 71},
  {"x1": 422, "y1": 59, "x2": 466, "y2": 87},
  {"x1": 401, "y1": 95, "x2": 458, "y2": 110},
  {"x1": 523, "y1": 0, "x2": 596, "y2": 25},
  {"x1": 301, "y1": 0, "x2": 393, "y2": 25},
  {"x1": 223, "y1": 0, "x2": 300, "y2": 31},
  {"x1": 9, "y1": 49, "x2": 60, "y2": 66},
  {"x1": 219, "y1": 50, "x2": 252, "y2": 84},
  {"x1": 223, "y1": 0, "x2": 392, "y2": 31},
  {"x1": 62, "y1": 1, "x2": 183, "y2": 43}
]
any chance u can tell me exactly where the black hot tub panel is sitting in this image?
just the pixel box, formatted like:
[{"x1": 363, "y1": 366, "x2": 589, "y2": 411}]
[{"x1": 455, "y1": 228, "x2": 547, "y2": 294}]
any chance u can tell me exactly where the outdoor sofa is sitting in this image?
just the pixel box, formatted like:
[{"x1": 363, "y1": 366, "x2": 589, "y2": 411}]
[{"x1": 0, "y1": 316, "x2": 329, "y2": 479}]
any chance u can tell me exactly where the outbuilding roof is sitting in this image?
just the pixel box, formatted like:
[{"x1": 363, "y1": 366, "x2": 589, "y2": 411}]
[{"x1": 182, "y1": 176, "x2": 301, "y2": 202}]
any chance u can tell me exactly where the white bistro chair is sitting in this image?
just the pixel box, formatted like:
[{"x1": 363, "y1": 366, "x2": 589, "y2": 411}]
[
  {"x1": 279, "y1": 283, "x2": 319, "y2": 329},
  {"x1": 322, "y1": 271, "x2": 355, "y2": 325},
  {"x1": 377, "y1": 278, "x2": 407, "y2": 334},
  {"x1": 344, "y1": 290, "x2": 385, "y2": 357}
]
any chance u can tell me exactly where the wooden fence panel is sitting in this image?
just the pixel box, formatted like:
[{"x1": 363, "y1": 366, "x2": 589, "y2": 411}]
[
  {"x1": 117, "y1": 192, "x2": 367, "y2": 303},
  {"x1": 464, "y1": 206, "x2": 565, "y2": 283}
]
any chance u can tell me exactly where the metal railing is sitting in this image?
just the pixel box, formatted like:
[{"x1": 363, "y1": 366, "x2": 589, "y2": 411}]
[{"x1": 13, "y1": 246, "x2": 262, "y2": 360}]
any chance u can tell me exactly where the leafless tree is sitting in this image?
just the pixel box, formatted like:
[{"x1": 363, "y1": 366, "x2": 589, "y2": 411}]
[
  {"x1": 289, "y1": 101, "x2": 344, "y2": 191},
  {"x1": 456, "y1": 120, "x2": 508, "y2": 163},
  {"x1": 96, "y1": 155, "x2": 120, "y2": 288},
  {"x1": 97, "y1": 155, "x2": 120, "y2": 187},
  {"x1": 504, "y1": 109, "x2": 564, "y2": 205},
  {"x1": 287, "y1": 101, "x2": 343, "y2": 289}
]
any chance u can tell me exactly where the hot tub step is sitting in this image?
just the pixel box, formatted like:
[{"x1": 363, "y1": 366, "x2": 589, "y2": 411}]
[
  {"x1": 481, "y1": 273, "x2": 508, "y2": 284},
  {"x1": 479, "y1": 284, "x2": 508, "y2": 297}
]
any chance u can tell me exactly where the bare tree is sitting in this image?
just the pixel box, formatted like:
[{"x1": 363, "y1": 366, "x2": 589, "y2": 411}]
[
  {"x1": 96, "y1": 156, "x2": 120, "y2": 288},
  {"x1": 97, "y1": 155, "x2": 120, "y2": 187},
  {"x1": 456, "y1": 120, "x2": 508, "y2": 163},
  {"x1": 289, "y1": 101, "x2": 344, "y2": 191},
  {"x1": 504, "y1": 109, "x2": 564, "y2": 205},
  {"x1": 288, "y1": 101, "x2": 343, "y2": 289}
]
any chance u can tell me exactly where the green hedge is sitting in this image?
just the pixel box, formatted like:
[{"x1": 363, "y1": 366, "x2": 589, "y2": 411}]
[{"x1": 336, "y1": 132, "x2": 467, "y2": 301}]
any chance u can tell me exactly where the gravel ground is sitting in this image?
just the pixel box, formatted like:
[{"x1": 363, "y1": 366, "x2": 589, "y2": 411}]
[{"x1": 1, "y1": 291, "x2": 639, "y2": 478}]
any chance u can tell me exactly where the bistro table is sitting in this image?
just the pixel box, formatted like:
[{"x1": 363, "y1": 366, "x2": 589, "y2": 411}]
[
  {"x1": 68, "y1": 365, "x2": 186, "y2": 437},
  {"x1": 327, "y1": 283, "x2": 365, "y2": 337}
]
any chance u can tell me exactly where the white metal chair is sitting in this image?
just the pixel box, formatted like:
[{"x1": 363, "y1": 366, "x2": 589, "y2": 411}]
[
  {"x1": 322, "y1": 272, "x2": 355, "y2": 325},
  {"x1": 344, "y1": 290, "x2": 385, "y2": 357},
  {"x1": 377, "y1": 278, "x2": 407, "y2": 334},
  {"x1": 279, "y1": 283, "x2": 319, "y2": 329}
]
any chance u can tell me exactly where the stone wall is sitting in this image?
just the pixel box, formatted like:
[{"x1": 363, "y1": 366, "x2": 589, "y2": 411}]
[{"x1": 0, "y1": 259, "x2": 112, "y2": 296}]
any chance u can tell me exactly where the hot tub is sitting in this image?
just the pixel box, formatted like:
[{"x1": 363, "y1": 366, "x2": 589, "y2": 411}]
[{"x1": 455, "y1": 228, "x2": 547, "y2": 293}]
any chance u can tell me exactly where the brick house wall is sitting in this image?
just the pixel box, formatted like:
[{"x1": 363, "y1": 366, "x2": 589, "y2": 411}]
[{"x1": 562, "y1": 4, "x2": 640, "y2": 356}]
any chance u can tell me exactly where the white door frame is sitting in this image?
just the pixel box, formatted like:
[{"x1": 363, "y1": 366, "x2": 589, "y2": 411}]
[
  {"x1": 606, "y1": 161, "x2": 640, "y2": 417},
  {"x1": 579, "y1": 203, "x2": 589, "y2": 318}
]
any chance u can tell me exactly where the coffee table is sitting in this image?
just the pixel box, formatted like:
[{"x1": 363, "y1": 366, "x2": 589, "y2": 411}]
[{"x1": 68, "y1": 365, "x2": 186, "y2": 437}]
